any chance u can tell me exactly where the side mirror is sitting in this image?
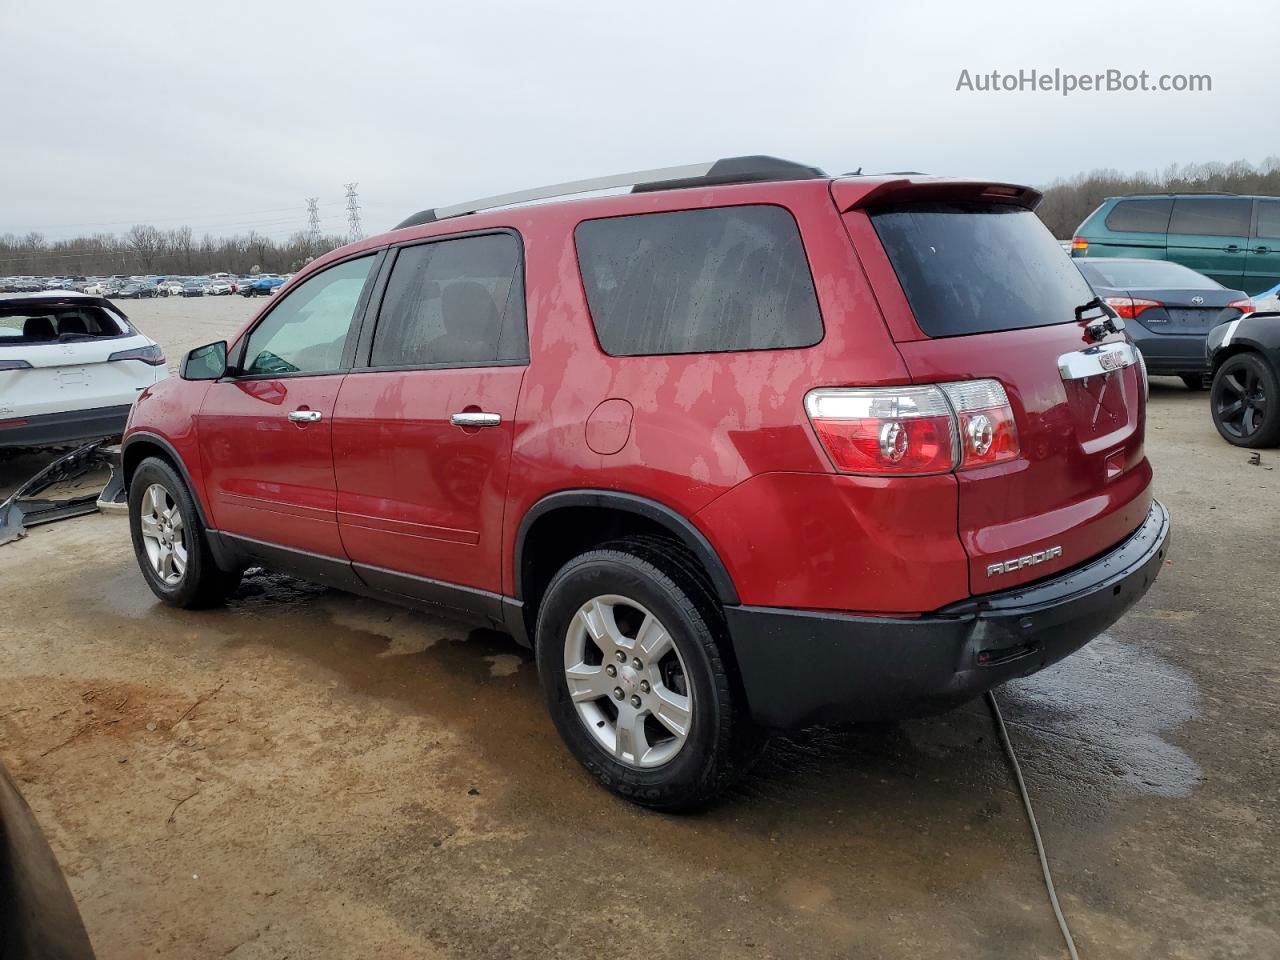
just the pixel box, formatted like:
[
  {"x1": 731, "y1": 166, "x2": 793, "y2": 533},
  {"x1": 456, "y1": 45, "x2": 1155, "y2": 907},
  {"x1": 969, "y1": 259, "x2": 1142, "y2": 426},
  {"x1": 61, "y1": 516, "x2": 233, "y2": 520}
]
[{"x1": 180, "y1": 340, "x2": 229, "y2": 380}]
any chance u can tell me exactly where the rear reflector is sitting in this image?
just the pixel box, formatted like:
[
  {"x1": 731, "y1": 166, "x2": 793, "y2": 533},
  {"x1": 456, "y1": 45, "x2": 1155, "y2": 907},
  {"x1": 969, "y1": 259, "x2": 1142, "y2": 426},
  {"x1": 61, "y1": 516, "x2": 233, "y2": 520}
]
[
  {"x1": 1227, "y1": 298, "x2": 1255, "y2": 316},
  {"x1": 1103, "y1": 295, "x2": 1161, "y2": 320},
  {"x1": 805, "y1": 379, "x2": 1020, "y2": 476}
]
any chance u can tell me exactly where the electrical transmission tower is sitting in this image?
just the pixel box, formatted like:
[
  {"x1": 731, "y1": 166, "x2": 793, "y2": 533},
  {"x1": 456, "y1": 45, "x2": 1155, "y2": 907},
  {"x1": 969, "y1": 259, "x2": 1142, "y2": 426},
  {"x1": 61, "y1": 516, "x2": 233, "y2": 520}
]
[
  {"x1": 344, "y1": 183, "x2": 363, "y2": 243},
  {"x1": 305, "y1": 197, "x2": 321, "y2": 248}
]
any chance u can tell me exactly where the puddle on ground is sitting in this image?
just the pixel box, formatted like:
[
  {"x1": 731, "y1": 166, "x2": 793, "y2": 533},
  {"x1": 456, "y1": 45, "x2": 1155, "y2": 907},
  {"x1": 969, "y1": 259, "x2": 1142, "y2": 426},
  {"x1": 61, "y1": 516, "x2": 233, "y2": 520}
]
[
  {"x1": 95, "y1": 563, "x2": 1202, "y2": 826},
  {"x1": 996, "y1": 633, "x2": 1203, "y2": 801}
]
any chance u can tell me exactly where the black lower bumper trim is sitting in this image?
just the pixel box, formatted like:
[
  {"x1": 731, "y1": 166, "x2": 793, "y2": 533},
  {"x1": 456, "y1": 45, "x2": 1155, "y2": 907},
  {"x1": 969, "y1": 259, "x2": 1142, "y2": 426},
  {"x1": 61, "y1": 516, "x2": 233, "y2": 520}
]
[
  {"x1": 726, "y1": 500, "x2": 1171, "y2": 729},
  {"x1": 0, "y1": 405, "x2": 131, "y2": 449}
]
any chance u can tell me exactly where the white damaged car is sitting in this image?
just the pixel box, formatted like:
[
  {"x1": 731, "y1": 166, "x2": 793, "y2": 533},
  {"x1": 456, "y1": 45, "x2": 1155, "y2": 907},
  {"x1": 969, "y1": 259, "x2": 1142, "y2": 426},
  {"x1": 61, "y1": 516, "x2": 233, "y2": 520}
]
[{"x1": 0, "y1": 291, "x2": 167, "y2": 448}]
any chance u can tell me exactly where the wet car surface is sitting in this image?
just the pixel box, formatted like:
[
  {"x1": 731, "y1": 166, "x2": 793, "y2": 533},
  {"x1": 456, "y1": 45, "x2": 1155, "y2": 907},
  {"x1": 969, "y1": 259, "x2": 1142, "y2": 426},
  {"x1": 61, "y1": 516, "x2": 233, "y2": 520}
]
[{"x1": 0, "y1": 298, "x2": 1276, "y2": 959}]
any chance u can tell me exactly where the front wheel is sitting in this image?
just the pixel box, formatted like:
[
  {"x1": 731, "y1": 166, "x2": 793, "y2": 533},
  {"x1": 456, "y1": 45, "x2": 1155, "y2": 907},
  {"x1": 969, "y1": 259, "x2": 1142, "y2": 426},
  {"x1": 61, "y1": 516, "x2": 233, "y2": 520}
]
[
  {"x1": 1211, "y1": 353, "x2": 1280, "y2": 447},
  {"x1": 129, "y1": 458, "x2": 241, "y2": 607},
  {"x1": 535, "y1": 540, "x2": 758, "y2": 811}
]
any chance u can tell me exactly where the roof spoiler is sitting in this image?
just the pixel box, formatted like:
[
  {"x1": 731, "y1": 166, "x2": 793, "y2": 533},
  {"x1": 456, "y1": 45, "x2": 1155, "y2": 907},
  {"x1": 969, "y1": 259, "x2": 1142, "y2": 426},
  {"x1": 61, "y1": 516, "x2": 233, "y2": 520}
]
[{"x1": 833, "y1": 178, "x2": 1043, "y2": 212}]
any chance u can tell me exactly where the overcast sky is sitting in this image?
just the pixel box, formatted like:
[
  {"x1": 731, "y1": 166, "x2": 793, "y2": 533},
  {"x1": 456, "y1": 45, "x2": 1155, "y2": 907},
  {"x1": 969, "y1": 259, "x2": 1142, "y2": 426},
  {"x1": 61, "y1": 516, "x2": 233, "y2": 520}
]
[{"x1": 2, "y1": 0, "x2": 1275, "y2": 243}]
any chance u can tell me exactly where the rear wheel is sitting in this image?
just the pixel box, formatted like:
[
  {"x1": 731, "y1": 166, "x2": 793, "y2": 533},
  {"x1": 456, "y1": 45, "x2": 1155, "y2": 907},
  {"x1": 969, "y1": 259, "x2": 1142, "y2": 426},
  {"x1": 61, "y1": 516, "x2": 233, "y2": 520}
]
[
  {"x1": 129, "y1": 457, "x2": 241, "y2": 607},
  {"x1": 1211, "y1": 353, "x2": 1280, "y2": 447},
  {"x1": 535, "y1": 539, "x2": 758, "y2": 810}
]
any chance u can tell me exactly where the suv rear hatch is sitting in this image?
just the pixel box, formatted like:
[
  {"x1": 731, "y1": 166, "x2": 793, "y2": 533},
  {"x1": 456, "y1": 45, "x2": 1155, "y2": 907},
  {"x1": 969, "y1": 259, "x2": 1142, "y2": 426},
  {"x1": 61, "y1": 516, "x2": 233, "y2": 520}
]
[{"x1": 838, "y1": 181, "x2": 1153, "y2": 595}]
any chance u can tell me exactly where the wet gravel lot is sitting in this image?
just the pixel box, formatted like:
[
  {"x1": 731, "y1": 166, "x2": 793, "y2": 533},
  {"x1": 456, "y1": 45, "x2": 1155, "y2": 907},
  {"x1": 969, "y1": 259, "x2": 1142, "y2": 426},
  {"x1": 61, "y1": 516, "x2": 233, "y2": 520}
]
[{"x1": 1, "y1": 296, "x2": 1277, "y2": 958}]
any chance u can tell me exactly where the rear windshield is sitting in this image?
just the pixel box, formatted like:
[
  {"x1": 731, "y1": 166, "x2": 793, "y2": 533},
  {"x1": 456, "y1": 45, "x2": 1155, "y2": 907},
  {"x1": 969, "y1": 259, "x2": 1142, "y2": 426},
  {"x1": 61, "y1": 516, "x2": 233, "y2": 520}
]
[
  {"x1": 870, "y1": 202, "x2": 1096, "y2": 338},
  {"x1": 0, "y1": 304, "x2": 128, "y2": 344},
  {"x1": 1076, "y1": 259, "x2": 1221, "y2": 290}
]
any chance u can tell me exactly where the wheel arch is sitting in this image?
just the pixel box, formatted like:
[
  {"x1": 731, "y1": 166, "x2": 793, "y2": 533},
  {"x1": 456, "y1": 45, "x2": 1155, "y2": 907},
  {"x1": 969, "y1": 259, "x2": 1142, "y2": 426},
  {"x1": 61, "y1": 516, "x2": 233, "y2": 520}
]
[
  {"x1": 122, "y1": 432, "x2": 210, "y2": 528},
  {"x1": 514, "y1": 491, "x2": 739, "y2": 634}
]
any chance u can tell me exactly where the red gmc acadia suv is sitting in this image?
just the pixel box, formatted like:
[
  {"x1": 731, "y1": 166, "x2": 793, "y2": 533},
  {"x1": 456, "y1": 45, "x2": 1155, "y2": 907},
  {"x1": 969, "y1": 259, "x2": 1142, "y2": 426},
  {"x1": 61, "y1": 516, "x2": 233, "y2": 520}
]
[{"x1": 122, "y1": 156, "x2": 1171, "y2": 809}]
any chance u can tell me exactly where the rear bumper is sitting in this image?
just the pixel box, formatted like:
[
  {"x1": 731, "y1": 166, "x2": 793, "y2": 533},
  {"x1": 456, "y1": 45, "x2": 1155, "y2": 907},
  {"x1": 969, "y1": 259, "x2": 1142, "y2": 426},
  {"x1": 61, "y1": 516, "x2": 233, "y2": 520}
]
[
  {"x1": 726, "y1": 499, "x2": 1171, "y2": 729},
  {"x1": 1131, "y1": 330, "x2": 1210, "y2": 374},
  {"x1": 0, "y1": 405, "x2": 132, "y2": 448}
]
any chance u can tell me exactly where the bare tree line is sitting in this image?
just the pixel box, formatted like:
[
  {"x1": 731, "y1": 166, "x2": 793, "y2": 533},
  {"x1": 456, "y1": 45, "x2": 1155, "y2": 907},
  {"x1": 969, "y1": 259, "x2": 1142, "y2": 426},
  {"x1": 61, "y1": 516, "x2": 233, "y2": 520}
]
[
  {"x1": 0, "y1": 226, "x2": 351, "y2": 277},
  {"x1": 1036, "y1": 156, "x2": 1280, "y2": 239},
  {"x1": 6, "y1": 157, "x2": 1280, "y2": 276}
]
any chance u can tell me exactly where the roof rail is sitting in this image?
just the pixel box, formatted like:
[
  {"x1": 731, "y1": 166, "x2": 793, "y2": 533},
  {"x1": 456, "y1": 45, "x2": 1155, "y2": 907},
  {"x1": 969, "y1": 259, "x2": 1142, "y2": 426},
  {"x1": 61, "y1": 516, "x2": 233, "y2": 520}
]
[{"x1": 393, "y1": 155, "x2": 827, "y2": 230}]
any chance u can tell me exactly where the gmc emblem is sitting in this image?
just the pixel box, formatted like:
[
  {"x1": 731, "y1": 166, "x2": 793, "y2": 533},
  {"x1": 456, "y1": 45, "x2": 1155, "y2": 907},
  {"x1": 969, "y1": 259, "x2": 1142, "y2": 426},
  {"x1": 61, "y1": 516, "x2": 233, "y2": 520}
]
[
  {"x1": 1098, "y1": 351, "x2": 1124, "y2": 372},
  {"x1": 987, "y1": 546, "x2": 1063, "y2": 577}
]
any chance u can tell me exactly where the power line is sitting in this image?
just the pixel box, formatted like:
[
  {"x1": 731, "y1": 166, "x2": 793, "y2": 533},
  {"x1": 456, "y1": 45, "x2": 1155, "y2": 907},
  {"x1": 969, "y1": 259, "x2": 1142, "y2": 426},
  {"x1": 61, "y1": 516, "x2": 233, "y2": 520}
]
[
  {"x1": 4, "y1": 200, "x2": 349, "y2": 233},
  {"x1": 344, "y1": 183, "x2": 363, "y2": 243}
]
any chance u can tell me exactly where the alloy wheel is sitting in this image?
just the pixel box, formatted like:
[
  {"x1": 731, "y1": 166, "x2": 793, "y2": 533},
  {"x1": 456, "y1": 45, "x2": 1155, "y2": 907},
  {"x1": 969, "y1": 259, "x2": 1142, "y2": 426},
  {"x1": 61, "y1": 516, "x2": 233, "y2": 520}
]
[
  {"x1": 1216, "y1": 365, "x2": 1268, "y2": 439},
  {"x1": 562, "y1": 595, "x2": 693, "y2": 768},
  {"x1": 138, "y1": 483, "x2": 187, "y2": 585}
]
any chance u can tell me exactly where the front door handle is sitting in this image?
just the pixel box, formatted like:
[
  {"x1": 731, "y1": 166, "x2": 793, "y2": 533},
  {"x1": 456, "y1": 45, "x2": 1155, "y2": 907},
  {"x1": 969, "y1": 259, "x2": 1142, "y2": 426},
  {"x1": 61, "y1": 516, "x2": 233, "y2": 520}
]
[
  {"x1": 288, "y1": 409, "x2": 323, "y2": 423},
  {"x1": 1254, "y1": 246, "x2": 1271, "y2": 255},
  {"x1": 450, "y1": 411, "x2": 501, "y2": 428}
]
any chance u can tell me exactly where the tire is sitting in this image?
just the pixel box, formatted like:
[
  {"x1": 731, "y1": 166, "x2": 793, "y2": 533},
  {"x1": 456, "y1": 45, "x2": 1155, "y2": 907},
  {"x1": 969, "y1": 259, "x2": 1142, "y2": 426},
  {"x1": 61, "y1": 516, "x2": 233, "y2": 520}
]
[
  {"x1": 128, "y1": 457, "x2": 241, "y2": 607},
  {"x1": 1211, "y1": 352, "x2": 1280, "y2": 448},
  {"x1": 535, "y1": 537, "x2": 758, "y2": 811},
  {"x1": 1181, "y1": 374, "x2": 1209, "y2": 391}
]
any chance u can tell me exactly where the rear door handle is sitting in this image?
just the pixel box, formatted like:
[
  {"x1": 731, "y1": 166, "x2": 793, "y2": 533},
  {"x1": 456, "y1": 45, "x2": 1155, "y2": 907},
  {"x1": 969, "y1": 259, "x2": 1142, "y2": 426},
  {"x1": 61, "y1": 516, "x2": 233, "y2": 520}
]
[
  {"x1": 288, "y1": 409, "x2": 323, "y2": 423},
  {"x1": 450, "y1": 411, "x2": 501, "y2": 428},
  {"x1": 1254, "y1": 246, "x2": 1271, "y2": 255},
  {"x1": 1224, "y1": 244, "x2": 1241, "y2": 253}
]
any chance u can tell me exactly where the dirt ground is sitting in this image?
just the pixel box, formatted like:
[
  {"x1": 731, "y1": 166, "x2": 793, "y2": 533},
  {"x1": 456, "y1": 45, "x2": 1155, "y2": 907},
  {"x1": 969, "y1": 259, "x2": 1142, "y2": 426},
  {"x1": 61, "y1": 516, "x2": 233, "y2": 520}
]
[{"x1": 1, "y1": 295, "x2": 1277, "y2": 959}]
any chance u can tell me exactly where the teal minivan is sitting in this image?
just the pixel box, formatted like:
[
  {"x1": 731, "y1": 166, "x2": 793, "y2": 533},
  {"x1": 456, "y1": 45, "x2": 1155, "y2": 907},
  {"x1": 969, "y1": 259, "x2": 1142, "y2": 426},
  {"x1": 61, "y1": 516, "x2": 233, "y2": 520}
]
[{"x1": 1072, "y1": 195, "x2": 1280, "y2": 295}]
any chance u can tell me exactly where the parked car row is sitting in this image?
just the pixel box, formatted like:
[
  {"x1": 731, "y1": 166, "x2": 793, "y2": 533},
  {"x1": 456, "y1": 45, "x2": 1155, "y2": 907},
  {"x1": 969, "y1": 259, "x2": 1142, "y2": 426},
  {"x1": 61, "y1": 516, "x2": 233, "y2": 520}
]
[{"x1": 1, "y1": 273, "x2": 293, "y2": 299}]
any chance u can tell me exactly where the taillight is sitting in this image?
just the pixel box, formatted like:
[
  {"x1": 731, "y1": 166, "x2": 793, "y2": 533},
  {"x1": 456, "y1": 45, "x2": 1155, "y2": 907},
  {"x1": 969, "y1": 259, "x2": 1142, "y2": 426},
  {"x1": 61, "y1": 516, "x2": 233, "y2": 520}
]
[
  {"x1": 108, "y1": 344, "x2": 166, "y2": 366},
  {"x1": 805, "y1": 379, "x2": 1020, "y2": 476},
  {"x1": 939, "y1": 380, "x2": 1020, "y2": 468},
  {"x1": 1103, "y1": 296, "x2": 1162, "y2": 320},
  {"x1": 1227, "y1": 298, "x2": 1255, "y2": 316},
  {"x1": 1071, "y1": 236, "x2": 1088, "y2": 253},
  {"x1": 804, "y1": 386, "x2": 957, "y2": 475}
]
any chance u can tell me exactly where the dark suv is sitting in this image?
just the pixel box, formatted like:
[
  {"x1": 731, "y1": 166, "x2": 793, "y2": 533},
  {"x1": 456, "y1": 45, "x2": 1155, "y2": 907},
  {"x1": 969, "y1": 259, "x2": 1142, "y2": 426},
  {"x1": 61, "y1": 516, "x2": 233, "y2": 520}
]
[{"x1": 122, "y1": 156, "x2": 1170, "y2": 809}]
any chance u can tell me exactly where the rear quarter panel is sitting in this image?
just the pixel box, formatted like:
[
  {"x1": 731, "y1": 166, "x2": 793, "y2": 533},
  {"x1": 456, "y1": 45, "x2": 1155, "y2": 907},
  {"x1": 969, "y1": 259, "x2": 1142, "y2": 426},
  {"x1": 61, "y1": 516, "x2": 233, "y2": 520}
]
[{"x1": 498, "y1": 180, "x2": 922, "y2": 601}]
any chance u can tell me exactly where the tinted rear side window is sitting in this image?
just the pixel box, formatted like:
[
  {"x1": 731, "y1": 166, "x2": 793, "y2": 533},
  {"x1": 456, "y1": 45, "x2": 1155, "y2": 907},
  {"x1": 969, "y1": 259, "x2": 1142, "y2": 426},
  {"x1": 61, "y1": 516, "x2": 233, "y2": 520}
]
[
  {"x1": 370, "y1": 232, "x2": 526, "y2": 367},
  {"x1": 1256, "y1": 200, "x2": 1280, "y2": 239},
  {"x1": 1168, "y1": 198, "x2": 1252, "y2": 237},
  {"x1": 575, "y1": 205, "x2": 823, "y2": 356},
  {"x1": 1103, "y1": 198, "x2": 1173, "y2": 234},
  {"x1": 870, "y1": 202, "x2": 1096, "y2": 338}
]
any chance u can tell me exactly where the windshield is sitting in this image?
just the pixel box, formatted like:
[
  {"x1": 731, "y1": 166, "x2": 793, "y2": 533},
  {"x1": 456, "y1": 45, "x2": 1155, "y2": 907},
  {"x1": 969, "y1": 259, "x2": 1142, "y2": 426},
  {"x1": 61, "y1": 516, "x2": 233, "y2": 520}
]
[
  {"x1": 870, "y1": 201, "x2": 1096, "y2": 338},
  {"x1": 1076, "y1": 259, "x2": 1221, "y2": 290}
]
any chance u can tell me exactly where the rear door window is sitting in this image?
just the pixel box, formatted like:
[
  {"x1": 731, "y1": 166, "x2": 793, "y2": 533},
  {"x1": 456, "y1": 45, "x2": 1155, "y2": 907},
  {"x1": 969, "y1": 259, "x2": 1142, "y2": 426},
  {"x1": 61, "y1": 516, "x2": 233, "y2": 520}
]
[
  {"x1": 1256, "y1": 200, "x2": 1280, "y2": 239},
  {"x1": 574, "y1": 205, "x2": 823, "y2": 356},
  {"x1": 1168, "y1": 198, "x2": 1252, "y2": 237},
  {"x1": 1104, "y1": 199, "x2": 1173, "y2": 234},
  {"x1": 369, "y1": 232, "x2": 526, "y2": 367},
  {"x1": 870, "y1": 202, "x2": 1096, "y2": 338}
]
